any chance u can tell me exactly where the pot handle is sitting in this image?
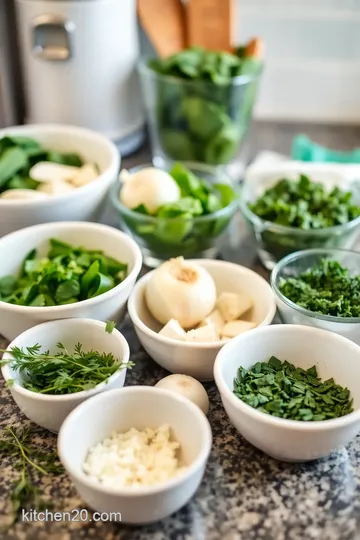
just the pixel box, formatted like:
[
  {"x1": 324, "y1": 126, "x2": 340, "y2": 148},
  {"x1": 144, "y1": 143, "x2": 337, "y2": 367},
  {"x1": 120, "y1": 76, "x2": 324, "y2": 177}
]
[{"x1": 32, "y1": 14, "x2": 75, "y2": 61}]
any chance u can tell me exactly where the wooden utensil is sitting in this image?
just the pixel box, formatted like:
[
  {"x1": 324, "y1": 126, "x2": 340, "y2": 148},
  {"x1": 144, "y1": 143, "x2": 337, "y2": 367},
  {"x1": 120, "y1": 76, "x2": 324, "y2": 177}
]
[
  {"x1": 186, "y1": 0, "x2": 234, "y2": 52},
  {"x1": 137, "y1": 0, "x2": 186, "y2": 58}
]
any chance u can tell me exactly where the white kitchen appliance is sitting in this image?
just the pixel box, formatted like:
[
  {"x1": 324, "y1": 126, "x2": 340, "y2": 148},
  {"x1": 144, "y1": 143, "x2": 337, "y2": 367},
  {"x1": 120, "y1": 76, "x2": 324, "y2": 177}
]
[{"x1": 15, "y1": 0, "x2": 144, "y2": 155}]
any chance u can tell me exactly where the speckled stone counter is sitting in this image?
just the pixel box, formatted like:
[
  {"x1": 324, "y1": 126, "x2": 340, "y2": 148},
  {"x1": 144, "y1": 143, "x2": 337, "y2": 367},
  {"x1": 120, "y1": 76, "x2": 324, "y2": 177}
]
[{"x1": 2, "y1": 122, "x2": 360, "y2": 540}]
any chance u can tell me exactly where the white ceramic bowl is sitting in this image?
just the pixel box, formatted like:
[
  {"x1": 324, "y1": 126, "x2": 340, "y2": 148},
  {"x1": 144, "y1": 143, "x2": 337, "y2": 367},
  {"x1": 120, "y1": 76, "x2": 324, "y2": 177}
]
[
  {"x1": 58, "y1": 386, "x2": 212, "y2": 524},
  {"x1": 128, "y1": 260, "x2": 276, "y2": 381},
  {"x1": 0, "y1": 221, "x2": 142, "y2": 340},
  {"x1": 1, "y1": 319, "x2": 130, "y2": 432},
  {"x1": 214, "y1": 324, "x2": 360, "y2": 462},
  {"x1": 0, "y1": 124, "x2": 120, "y2": 237}
]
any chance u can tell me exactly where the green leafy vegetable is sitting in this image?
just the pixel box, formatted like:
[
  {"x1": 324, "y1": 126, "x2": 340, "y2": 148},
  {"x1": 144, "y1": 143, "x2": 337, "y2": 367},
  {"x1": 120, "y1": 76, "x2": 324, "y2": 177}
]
[
  {"x1": 1, "y1": 342, "x2": 132, "y2": 395},
  {"x1": 0, "y1": 136, "x2": 85, "y2": 194},
  {"x1": 279, "y1": 258, "x2": 360, "y2": 317},
  {"x1": 147, "y1": 46, "x2": 262, "y2": 165},
  {"x1": 0, "y1": 426, "x2": 63, "y2": 524},
  {"x1": 233, "y1": 356, "x2": 353, "y2": 421},
  {"x1": 105, "y1": 320, "x2": 116, "y2": 333},
  {"x1": 249, "y1": 175, "x2": 360, "y2": 229},
  {"x1": 0, "y1": 238, "x2": 128, "y2": 306},
  {"x1": 123, "y1": 163, "x2": 238, "y2": 258}
]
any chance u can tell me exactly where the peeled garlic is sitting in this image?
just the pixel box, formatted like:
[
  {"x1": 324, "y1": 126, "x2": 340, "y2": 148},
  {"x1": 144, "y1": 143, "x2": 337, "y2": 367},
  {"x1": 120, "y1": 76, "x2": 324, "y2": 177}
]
[
  {"x1": 155, "y1": 374, "x2": 209, "y2": 415},
  {"x1": 145, "y1": 257, "x2": 216, "y2": 329},
  {"x1": 0, "y1": 189, "x2": 48, "y2": 201},
  {"x1": 68, "y1": 163, "x2": 98, "y2": 187},
  {"x1": 37, "y1": 180, "x2": 76, "y2": 196},
  {"x1": 29, "y1": 162, "x2": 79, "y2": 183},
  {"x1": 119, "y1": 167, "x2": 180, "y2": 214}
]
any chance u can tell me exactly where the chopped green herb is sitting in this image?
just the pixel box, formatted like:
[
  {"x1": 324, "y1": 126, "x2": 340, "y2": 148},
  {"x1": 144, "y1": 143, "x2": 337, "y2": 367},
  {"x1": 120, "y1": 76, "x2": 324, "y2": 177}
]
[
  {"x1": 148, "y1": 46, "x2": 262, "y2": 165},
  {"x1": 248, "y1": 175, "x2": 360, "y2": 229},
  {"x1": 279, "y1": 258, "x2": 360, "y2": 317},
  {"x1": 0, "y1": 342, "x2": 132, "y2": 395},
  {"x1": 233, "y1": 356, "x2": 353, "y2": 421},
  {"x1": 0, "y1": 238, "x2": 128, "y2": 306},
  {"x1": 105, "y1": 320, "x2": 116, "y2": 333},
  {"x1": 0, "y1": 426, "x2": 63, "y2": 525}
]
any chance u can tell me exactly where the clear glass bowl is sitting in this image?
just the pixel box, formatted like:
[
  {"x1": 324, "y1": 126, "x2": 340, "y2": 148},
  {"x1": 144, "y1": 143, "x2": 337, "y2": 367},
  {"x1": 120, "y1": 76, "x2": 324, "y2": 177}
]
[
  {"x1": 271, "y1": 248, "x2": 360, "y2": 345},
  {"x1": 138, "y1": 60, "x2": 261, "y2": 175},
  {"x1": 239, "y1": 174, "x2": 360, "y2": 270},
  {"x1": 110, "y1": 162, "x2": 239, "y2": 267}
]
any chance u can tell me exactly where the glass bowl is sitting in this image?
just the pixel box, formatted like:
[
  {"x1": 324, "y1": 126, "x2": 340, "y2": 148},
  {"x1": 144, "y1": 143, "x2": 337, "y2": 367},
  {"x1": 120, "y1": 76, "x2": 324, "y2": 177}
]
[
  {"x1": 110, "y1": 162, "x2": 239, "y2": 267},
  {"x1": 239, "y1": 171, "x2": 360, "y2": 270},
  {"x1": 138, "y1": 59, "x2": 261, "y2": 176},
  {"x1": 271, "y1": 248, "x2": 360, "y2": 345}
]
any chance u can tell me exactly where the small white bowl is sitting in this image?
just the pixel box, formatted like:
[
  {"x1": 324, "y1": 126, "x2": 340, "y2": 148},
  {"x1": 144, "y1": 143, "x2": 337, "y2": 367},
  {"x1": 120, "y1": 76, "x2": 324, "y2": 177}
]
[
  {"x1": 0, "y1": 221, "x2": 142, "y2": 340},
  {"x1": 1, "y1": 319, "x2": 130, "y2": 433},
  {"x1": 128, "y1": 259, "x2": 276, "y2": 381},
  {"x1": 0, "y1": 124, "x2": 120, "y2": 237},
  {"x1": 214, "y1": 324, "x2": 360, "y2": 462},
  {"x1": 58, "y1": 386, "x2": 212, "y2": 524}
]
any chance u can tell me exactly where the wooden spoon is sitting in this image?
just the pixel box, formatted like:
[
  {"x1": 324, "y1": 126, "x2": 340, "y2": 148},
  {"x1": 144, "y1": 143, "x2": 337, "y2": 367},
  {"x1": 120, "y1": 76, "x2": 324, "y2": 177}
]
[
  {"x1": 137, "y1": 0, "x2": 186, "y2": 58},
  {"x1": 186, "y1": 0, "x2": 234, "y2": 52}
]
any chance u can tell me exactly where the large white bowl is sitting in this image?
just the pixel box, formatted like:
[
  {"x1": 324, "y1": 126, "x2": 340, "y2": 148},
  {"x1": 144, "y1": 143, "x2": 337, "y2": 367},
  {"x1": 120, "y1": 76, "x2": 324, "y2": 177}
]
[
  {"x1": 214, "y1": 324, "x2": 360, "y2": 462},
  {"x1": 128, "y1": 260, "x2": 276, "y2": 381},
  {"x1": 0, "y1": 124, "x2": 120, "y2": 237},
  {"x1": 0, "y1": 221, "x2": 142, "y2": 340},
  {"x1": 58, "y1": 386, "x2": 212, "y2": 524},
  {"x1": 1, "y1": 319, "x2": 130, "y2": 432}
]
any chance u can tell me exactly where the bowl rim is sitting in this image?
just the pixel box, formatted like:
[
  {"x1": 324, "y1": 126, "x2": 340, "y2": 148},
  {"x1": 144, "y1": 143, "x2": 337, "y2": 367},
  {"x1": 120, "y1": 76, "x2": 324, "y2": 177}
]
[
  {"x1": 127, "y1": 259, "x2": 277, "y2": 349},
  {"x1": 1, "y1": 318, "x2": 130, "y2": 401},
  {"x1": 214, "y1": 323, "x2": 360, "y2": 430},
  {"x1": 138, "y1": 57, "x2": 262, "y2": 88},
  {"x1": 57, "y1": 385, "x2": 213, "y2": 496},
  {"x1": 270, "y1": 248, "x2": 360, "y2": 324},
  {"x1": 0, "y1": 221, "x2": 143, "y2": 313},
  {"x1": 110, "y1": 162, "x2": 240, "y2": 224},
  {"x1": 238, "y1": 174, "x2": 360, "y2": 236},
  {"x1": 0, "y1": 124, "x2": 120, "y2": 206}
]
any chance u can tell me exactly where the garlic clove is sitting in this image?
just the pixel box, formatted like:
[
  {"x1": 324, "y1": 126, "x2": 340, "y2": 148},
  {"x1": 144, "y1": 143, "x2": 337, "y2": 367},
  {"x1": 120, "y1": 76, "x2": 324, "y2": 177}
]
[
  {"x1": 37, "y1": 180, "x2": 76, "y2": 196},
  {"x1": 67, "y1": 163, "x2": 98, "y2": 187},
  {"x1": 198, "y1": 308, "x2": 225, "y2": 335},
  {"x1": 29, "y1": 162, "x2": 80, "y2": 183},
  {"x1": 221, "y1": 320, "x2": 256, "y2": 339},
  {"x1": 185, "y1": 323, "x2": 218, "y2": 343},
  {"x1": 159, "y1": 319, "x2": 186, "y2": 341},
  {"x1": 119, "y1": 167, "x2": 181, "y2": 214},
  {"x1": 0, "y1": 189, "x2": 48, "y2": 201},
  {"x1": 145, "y1": 257, "x2": 217, "y2": 329},
  {"x1": 217, "y1": 292, "x2": 253, "y2": 322},
  {"x1": 155, "y1": 374, "x2": 209, "y2": 415}
]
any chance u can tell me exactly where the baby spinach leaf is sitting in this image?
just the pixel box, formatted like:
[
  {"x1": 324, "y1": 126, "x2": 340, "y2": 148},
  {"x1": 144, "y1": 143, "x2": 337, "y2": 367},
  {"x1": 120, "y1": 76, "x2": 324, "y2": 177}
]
[
  {"x1": 55, "y1": 280, "x2": 81, "y2": 303},
  {"x1": 0, "y1": 147, "x2": 28, "y2": 187}
]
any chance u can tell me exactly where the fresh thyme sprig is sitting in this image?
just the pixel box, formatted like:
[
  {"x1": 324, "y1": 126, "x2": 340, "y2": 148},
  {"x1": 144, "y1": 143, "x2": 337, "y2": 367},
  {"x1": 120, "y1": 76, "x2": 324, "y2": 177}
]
[
  {"x1": 0, "y1": 426, "x2": 63, "y2": 524},
  {"x1": 0, "y1": 342, "x2": 132, "y2": 395}
]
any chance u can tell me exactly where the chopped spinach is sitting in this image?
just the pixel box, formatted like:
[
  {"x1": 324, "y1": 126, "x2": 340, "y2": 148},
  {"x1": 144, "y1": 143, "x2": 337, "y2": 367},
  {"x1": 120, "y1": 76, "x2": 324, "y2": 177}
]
[
  {"x1": 0, "y1": 239, "x2": 128, "y2": 306},
  {"x1": 122, "y1": 163, "x2": 238, "y2": 258},
  {"x1": 147, "y1": 46, "x2": 262, "y2": 165},
  {"x1": 249, "y1": 175, "x2": 360, "y2": 229},
  {"x1": 0, "y1": 136, "x2": 84, "y2": 194},
  {"x1": 279, "y1": 258, "x2": 360, "y2": 317},
  {"x1": 233, "y1": 356, "x2": 353, "y2": 421}
]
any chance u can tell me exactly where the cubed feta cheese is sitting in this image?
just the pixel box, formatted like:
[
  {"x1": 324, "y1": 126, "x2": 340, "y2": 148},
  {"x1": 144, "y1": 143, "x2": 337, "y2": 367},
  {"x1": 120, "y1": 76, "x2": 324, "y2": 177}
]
[
  {"x1": 198, "y1": 308, "x2": 225, "y2": 334},
  {"x1": 221, "y1": 320, "x2": 256, "y2": 339},
  {"x1": 217, "y1": 292, "x2": 253, "y2": 322},
  {"x1": 159, "y1": 319, "x2": 186, "y2": 341},
  {"x1": 185, "y1": 323, "x2": 218, "y2": 343}
]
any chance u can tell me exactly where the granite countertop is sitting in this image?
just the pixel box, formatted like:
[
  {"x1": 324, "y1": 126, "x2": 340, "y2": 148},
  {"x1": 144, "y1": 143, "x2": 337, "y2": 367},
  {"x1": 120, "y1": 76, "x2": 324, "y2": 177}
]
[{"x1": 1, "y1": 122, "x2": 360, "y2": 540}]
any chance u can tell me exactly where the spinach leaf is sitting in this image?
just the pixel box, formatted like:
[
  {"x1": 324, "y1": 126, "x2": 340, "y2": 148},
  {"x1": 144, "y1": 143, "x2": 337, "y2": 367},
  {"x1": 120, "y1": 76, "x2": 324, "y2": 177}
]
[{"x1": 0, "y1": 147, "x2": 28, "y2": 187}]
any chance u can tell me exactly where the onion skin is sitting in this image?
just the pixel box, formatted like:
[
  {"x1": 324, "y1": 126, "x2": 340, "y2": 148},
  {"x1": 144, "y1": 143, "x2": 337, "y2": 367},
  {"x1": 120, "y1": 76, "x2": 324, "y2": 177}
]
[{"x1": 145, "y1": 258, "x2": 217, "y2": 329}]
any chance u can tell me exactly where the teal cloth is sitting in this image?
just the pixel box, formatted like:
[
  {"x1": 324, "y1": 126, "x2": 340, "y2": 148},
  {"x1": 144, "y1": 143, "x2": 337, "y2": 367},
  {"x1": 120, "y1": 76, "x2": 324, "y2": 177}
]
[{"x1": 291, "y1": 134, "x2": 360, "y2": 163}]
